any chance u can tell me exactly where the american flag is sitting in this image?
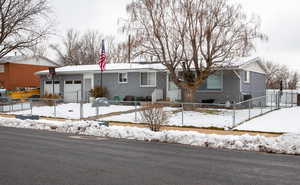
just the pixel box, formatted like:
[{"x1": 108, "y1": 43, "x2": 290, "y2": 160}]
[{"x1": 98, "y1": 40, "x2": 106, "y2": 72}]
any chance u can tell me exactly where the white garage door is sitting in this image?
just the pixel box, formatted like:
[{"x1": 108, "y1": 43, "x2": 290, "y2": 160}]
[
  {"x1": 64, "y1": 80, "x2": 82, "y2": 102},
  {"x1": 44, "y1": 80, "x2": 60, "y2": 95}
]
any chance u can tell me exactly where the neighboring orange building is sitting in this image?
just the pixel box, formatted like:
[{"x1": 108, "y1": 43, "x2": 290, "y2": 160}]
[{"x1": 0, "y1": 56, "x2": 58, "y2": 90}]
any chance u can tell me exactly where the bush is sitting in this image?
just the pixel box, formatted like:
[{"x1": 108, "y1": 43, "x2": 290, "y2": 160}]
[
  {"x1": 89, "y1": 86, "x2": 108, "y2": 98},
  {"x1": 139, "y1": 103, "x2": 169, "y2": 132}
]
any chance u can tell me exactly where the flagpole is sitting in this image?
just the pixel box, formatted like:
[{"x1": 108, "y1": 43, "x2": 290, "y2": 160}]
[{"x1": 100, "y1": 70, "x2": 103, "y2": 88}]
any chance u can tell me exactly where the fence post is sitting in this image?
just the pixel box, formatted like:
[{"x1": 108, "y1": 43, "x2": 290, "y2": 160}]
[
  {"x1": 76, "y1": 91, "x2": 79, "y2": 103},
  {"x1": 54, "y1": 99, "x2": 57, "y2": 117},
  {"x1": 181, "y1": 103, "x2": 184, "y2": 127},
  {"x1": 134, "y1": 101, "x2": 137, "y2": 122},
  {"x1": 96, "y1": 106, "x2": 99, "y2": 116},
  {"x1": 285, "y1": 91, "x2": 287, "y2": 108},
  {"x1": 270, "y1": 94, "x2": 273, "y2": 111},
  {"x1": 248, "y1": 101, "x2": 251, "y2": 120},
  {"x1": 260, "y1": 98, "x2": 263, "y2": 115},
  {"x1": 291, "y1": 91, "x2": 293, "y2": 107},
  {"x1": 80, "y1": 101, "x2": 83, "y2": 119},
  {"x1": 232, "y1": 103, "x2": 236, "y2": 128},
  {"x1": 30, "y1": 101, "x2": 33, "y2": 116}
]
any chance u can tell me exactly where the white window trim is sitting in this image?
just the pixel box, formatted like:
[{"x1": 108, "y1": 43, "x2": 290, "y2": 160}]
[
  {"x1": 244, "y1": 71, "x2": 251, "y2": 83},
  {"x1": 118, "y1": 72, "x2": 128, "y2": 84},
  {"x1": 140, "y1": 72, "x2": 157, "y2": 88}
]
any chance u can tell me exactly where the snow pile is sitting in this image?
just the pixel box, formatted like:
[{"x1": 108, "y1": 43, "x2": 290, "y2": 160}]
[{"x1": 0, "y1": 117, "x2": 300, "y2": 155}]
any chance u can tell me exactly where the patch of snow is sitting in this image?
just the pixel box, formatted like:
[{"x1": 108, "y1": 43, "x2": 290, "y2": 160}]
[
  {"x1": 102, "y1": 107, "x2": 271, "y2": 129},
  {"x1": 8, "y1": 103, "x2": 137, "y2": 119},
  {"x1": 0, "y1": 117, "x2": 300, "y2": 155},
  {"x1": 237, "y1": 107, "x2": 300, "y2": 133}
]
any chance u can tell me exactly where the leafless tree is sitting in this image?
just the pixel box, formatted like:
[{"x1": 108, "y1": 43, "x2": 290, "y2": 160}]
[
  {"x1": 0, "y1": 0, "x2": 53, "y2": 59},
  {"x1": 288, "y1": 72, "x2": 299, "y2": 89},
  {"x1": 108, "y1": 36, "x2": 148, "y2": 63},
  {"x1": 264, "y1": 61, "x2": 298, "y2": 89},
  {"x1": 78, "y1": 30, "x2": 103, "y2": 65},
  {"x1": 50, "y1": 29, "x2": 82, "y2": 65},
  {"x1": 265, "y1": 61, "x2": 281, "y2": 89},
  {"x1": 51, "y1": 29, "x2": 122, "y2": 65},
  {"x1": 123, "y1": 0, "x2": 266, "y2": 102}
]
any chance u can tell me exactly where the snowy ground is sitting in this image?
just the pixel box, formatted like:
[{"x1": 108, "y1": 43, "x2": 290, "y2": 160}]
[
  {"x1": 7, "y1": 103, "x2": 137, "y2": 119},
  {"x1": 237, "y1": 107, "x2": 300, "y2": 133},
  {"x1": 0, "y1": 117, "x2": 299, "y2": 155},
  {"x1": 6, "y1": 103, "x2": 274, "y2": 129},
  {"x1": 102, "y1": 107, "x2": 272, "y2": 129}
]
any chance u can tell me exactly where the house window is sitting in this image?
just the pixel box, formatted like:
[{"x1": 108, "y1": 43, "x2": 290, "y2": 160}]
[
  {"x1": 46, "y1": 81, "x2": 59, "y2": 84},
  {"x1": 118, "y1": 73, "x2": 128, "y2": 83},
  {"x1": 0, "y1": 65, "x2": 4, "y2": 73},
  {"x1": 140, "y1": 72, "x2": 156, "y2": 87},
  {"x1": 243, "y1": 71, "x2": 250, "y2": 83},
  {"x1": 206, "y1": 72, "x2": 223, "y2": 90},
  {"x1": 74, "y1": 80, "x2": 82, "y2": 84},
  {"x1": 65, "y1": 81, "x2": 73, "y2": 84}
]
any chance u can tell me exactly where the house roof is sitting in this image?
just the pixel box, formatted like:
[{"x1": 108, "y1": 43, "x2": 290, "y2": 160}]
[
  {"x1": 36, "y1": 56, "x2": 264, "y2": 75},
  {"x1": 0, "y1": 55, "x2": 59, "y2": 67}
]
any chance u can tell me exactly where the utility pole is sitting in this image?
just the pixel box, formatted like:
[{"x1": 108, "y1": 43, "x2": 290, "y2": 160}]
[{"x1": 128, "y1": 34, "x2": 131, "y2": 63}]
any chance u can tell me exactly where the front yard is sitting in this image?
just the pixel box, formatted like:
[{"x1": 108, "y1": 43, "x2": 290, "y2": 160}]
[
  {"x1": 4, "y1": 102, "x2": 278, "y2": 130},
  {"x1": 1, "y1": 103, "x2": 300, "y2": 155}
]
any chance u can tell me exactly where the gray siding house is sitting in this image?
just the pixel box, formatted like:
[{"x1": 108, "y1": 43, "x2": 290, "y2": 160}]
[{"x1": 36, "y1": 57, "x2": 266, "y2": 103}]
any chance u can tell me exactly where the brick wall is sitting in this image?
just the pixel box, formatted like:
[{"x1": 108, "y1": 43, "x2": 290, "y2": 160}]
[{"x1": 0, "y1": 63, "x2": 49, "y2": 90}]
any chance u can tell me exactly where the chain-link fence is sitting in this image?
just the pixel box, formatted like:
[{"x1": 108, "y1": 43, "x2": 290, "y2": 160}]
[{"x1": 0, "y1": 90, "x2": 298, "y2": 129}]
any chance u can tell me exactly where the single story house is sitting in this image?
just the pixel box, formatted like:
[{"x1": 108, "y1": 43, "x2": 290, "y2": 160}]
[
  {"x1": 36, "y1": 57, "x2": 266, "y2": 103},
  {"x1": 0, "y1": 55, "x2": 58, "y2": 90}
]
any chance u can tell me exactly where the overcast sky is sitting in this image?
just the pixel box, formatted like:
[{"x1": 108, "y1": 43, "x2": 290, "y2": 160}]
[{"x1": 49, "y1": 0, "x2": 300, "y2": 71}]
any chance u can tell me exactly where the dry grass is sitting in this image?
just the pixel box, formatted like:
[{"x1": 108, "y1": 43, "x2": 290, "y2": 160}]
[{"x1": 171, "y1": 108, "x2": 222, "y2": 115}]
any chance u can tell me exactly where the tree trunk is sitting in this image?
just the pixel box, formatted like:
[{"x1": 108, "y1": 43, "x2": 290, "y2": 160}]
[
  {"x1": 182, "y1": 88, "x2": 197, "y2": 103},
  {"x1": 182, "y1": 88, "x2": 197, "y2": 111}
]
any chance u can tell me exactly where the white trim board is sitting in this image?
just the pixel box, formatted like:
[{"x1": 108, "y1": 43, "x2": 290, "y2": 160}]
[{"x1": 241, "y1": 61, "x2": 266, "y2": 74}]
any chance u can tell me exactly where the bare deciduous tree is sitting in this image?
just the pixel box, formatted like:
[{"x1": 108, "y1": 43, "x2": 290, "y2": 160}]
[
  {"x1": 51, "y1": 29, "x2": 121, "y2": 65},
  {"x1": 264, "y1": 61, "x2": 299, "y2": 89},
  {"x1": 288, "y1": 72, "x2": 299, "y2": 89},
  {"x1": 0, "y1": 0, "x2": 53, "y2": 59},
  {"x1": 50, "y1": 29, "x2": 82, "y2": 65},
  {"x1": 123, "y1": 0, "x2": 266, "y2": 102}
]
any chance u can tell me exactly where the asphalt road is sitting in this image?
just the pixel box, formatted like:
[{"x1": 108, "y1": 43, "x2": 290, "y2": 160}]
[{"x1": 0, "y1": 127, "x2": 300, "y2": 185}]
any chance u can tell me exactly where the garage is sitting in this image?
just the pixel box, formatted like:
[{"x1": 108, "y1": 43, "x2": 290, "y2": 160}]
[
  {"x1": 64, "y1": 80, "x2": 82, "y2": 102},
  {"x1": 44, "y1": 80, "x2": 60, "y2": 95}
]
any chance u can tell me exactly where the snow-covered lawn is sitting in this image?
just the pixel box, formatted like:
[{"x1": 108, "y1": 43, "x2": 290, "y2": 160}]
[
  {"x1": 0, "y1": 117, "x2": 299, "y2": 155},
  {"x1": 8, "y1": 103, "x2": 137, "y2": 119},
  {"x1": 7, "y1": 102, "x2": 293, "y2": 133},
  {"x1": 237, "y1": 107, "x2": 300, "y2": 133},
  {"x1": 103, "y1": 107, "x2": 272, "y2": 129}
]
